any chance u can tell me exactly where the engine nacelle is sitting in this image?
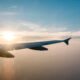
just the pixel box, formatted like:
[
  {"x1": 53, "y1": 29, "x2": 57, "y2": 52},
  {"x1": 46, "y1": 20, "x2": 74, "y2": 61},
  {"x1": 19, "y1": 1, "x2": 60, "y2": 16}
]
[{"x1": 0, "y1": 49, "x2": 14, "y2": 58}]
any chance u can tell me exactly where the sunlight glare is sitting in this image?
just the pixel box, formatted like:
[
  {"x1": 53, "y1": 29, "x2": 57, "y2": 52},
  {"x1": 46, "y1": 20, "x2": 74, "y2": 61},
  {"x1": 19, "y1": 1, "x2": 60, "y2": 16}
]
[{"x1": 2, "y1": 31, "x2": 16, "y2": 41}]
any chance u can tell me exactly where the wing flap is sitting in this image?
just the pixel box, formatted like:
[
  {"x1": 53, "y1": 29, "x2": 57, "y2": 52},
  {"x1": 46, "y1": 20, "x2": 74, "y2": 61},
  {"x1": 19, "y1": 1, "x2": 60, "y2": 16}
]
[{"x1": 29, "y1": 46, "x2": 48, "y2": 51}]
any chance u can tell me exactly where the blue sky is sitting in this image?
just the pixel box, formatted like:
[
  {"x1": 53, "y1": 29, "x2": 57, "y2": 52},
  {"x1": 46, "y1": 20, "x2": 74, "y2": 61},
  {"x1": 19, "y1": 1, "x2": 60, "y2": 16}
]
[{"x1": 0, "y1": 0, "x2": 80, "y2": 32}]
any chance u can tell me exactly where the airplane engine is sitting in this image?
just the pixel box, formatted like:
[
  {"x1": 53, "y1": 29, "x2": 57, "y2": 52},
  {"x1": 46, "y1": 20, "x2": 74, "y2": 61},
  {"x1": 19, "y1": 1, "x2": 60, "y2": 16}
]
[{"x1": 0, "y1": 49, "x2": 14, "y2": 58}]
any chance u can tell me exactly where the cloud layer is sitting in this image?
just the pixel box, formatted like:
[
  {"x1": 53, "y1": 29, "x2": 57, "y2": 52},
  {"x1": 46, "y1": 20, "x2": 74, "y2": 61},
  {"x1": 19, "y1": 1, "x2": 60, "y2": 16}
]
[{"x1": 0, "y1": 20, "x2": 79, "y2": 39}]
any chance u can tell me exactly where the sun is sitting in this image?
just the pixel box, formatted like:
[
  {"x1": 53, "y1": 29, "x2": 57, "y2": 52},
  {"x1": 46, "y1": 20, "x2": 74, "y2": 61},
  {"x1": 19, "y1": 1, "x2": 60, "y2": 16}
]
[{"x1": 2, "y1": 31, "x2": 16, "y2": 41}]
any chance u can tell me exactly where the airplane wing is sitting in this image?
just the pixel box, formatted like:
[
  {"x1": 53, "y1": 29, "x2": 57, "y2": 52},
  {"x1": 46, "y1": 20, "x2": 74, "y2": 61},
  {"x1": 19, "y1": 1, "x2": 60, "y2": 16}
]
[
  {"x1": 12, "y1": 37, "x2": 71, "y2": 51},
  {"x1": 0, "y1": 37, "x2": 71, "y2": 58}
]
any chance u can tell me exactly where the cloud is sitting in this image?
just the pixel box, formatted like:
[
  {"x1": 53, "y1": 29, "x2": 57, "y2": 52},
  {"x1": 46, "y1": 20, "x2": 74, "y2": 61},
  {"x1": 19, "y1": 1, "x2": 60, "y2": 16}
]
[
  {"x1": 9, "y1": 5, "x2": 17, "y2": 9},
  {"x1": 0, "y1": 11, "x2": 17, "y2": 16},
  {"x1": 13, "y1": 21, "x2": 67, "y2": 33},
  {"x1": 0, "y1": 20, "x2": 80, "y2": 39},
  {"x1": 19, "y1": 21, "x2": 47, "y2": 32},
  {"x1": 15, "y1": 21, "x2": 80, "y2": 38},
  {"x1": 0, "y1": 5, "x2": 19, "y2": 16}
]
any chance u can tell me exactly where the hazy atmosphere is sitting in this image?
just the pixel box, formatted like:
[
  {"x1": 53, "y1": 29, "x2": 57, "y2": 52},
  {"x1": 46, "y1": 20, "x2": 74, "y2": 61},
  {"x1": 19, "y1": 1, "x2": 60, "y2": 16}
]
[
  {"x1": 0, "y1": 38, "x2": 80, "y2": 80},
  {"x1": 0, "y1": 0, "x2": 80, "y2": 80}
]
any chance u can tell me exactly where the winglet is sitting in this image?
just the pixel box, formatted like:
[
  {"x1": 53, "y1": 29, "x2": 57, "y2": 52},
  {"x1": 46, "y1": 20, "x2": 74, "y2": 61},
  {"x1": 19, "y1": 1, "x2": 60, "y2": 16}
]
[{"x1": 64, "y1": 37, "x2": 71, "y2": 45}]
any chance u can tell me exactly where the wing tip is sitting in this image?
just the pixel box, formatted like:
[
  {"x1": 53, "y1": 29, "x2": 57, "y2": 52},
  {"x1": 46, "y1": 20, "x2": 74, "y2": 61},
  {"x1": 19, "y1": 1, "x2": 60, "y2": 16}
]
[{"x1": 64, "y1": 37, "x2": 72, "y2": 45}]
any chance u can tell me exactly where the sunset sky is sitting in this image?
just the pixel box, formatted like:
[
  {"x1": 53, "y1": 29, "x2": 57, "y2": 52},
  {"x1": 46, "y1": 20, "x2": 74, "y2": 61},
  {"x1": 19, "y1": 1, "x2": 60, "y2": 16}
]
[
  {"x1": 0, "y1": 0, "x2": 80, "y2": 34},
  {"x1": 0, "y1": 0, "x2": 80, "y2": 80}
]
